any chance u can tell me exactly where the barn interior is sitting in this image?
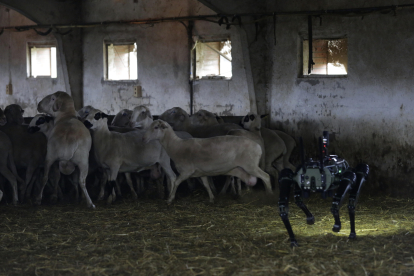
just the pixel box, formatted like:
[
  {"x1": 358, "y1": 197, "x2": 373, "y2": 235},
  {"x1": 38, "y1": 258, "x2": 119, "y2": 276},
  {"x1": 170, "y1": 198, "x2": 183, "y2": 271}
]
[{"x1": 0, "y1": 0, "x2": 414, "y2": 275}]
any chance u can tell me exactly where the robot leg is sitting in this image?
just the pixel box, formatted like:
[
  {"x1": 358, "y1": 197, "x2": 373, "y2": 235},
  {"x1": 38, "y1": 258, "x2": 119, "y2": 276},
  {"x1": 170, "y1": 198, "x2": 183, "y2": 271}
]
[
  {"x1": 348, "y1": 163, "x2": 369, "y2": 239},
  {"x1": 278, "y1": 169, "x2": 297, "y2": 247},
  {"x1": 331, "y1": 170, "x2": 356, "y2": 233},
  {"x1": 294, "y1": 183, "x2": 315, "y2": 224}
]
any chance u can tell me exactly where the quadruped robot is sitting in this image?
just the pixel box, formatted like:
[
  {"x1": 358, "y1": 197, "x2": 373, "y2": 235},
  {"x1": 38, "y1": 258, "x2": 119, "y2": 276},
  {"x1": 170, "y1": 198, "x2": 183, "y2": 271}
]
[{"x1": 278, "y1": 131, "x2": 369, "y2": 247}]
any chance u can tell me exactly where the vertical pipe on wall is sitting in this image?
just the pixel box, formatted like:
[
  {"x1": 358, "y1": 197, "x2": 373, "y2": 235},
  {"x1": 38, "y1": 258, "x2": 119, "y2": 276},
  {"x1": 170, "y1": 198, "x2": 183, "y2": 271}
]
[
  {"x1": 187, "y1": 20, "x2": 194, "y2": 115},
  {"x1": 7, "y1": 8, "x2": 12, "y2": 86},
  {"x1": 239, "y1": 26, "x2": 257, "y2": 114},
  {"x1": 308, "y1": 15, "x2": 314, "y2": 74},
  {"x1": 55, "y1": 34, "x2": 72, "y2": 96}
]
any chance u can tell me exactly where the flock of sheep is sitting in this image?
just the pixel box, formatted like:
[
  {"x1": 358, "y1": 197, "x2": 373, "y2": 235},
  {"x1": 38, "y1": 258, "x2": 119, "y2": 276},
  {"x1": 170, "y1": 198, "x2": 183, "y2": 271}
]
[{"x1": 0, "y1": 91, "x2": 296, "y2": 208}]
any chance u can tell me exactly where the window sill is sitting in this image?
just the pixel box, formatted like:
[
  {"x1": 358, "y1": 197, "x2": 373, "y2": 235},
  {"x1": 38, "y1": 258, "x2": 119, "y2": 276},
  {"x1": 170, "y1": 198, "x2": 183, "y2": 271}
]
[
  {"x1": 103, "y1": 80, "x2": 138, "y2": 84},
  {"x1": 193, "y1": 78, "x2": 232, "y2": 82},
  {"x1": 299, "y1": 75, "x2": 347, "y2": 79},
  {"x1": 27, "y1": 76, "x2": 57, "y2": 79}
]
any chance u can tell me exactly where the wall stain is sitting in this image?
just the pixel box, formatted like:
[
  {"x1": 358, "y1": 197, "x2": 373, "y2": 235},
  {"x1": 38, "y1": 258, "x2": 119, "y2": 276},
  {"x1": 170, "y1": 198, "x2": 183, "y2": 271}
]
[
  {"x1": 216, "y1": 104, "x2": 234, "y2": 116},
  {"x1": 173, "y1": 53, "x2": 179, "y2": 79},
  {"x1": 335, "y1": 81, "x2": 345, "y2": 90},
  {"x1": 296, "y1": 79, "x2": 320, "y2": 86}
]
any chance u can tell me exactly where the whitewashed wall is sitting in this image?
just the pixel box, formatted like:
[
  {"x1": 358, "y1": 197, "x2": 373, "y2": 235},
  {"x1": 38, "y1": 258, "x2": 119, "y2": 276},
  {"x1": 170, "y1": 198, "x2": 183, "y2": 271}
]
[
  {"x1": 82, "y1": 0, "x2": 251, "y2": 116},
  {"x1": 0, "y1": 6, "x2": 66, "y2": 116}
]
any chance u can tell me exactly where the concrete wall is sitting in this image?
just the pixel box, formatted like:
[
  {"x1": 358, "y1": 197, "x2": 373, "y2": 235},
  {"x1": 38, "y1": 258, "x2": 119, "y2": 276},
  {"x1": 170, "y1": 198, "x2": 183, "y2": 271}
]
[
  {"x1": 82, "y1": 0, "x2": 252, "y2": 116},
  {"x1": 197, "y1": 0, "x2": 414, "y2": 196},
  {"x1": 2, "y1": 0, "x2": 414, "y2": 196},
  {"x1": 0, "y1": 6, "x2": 66, "y2": 116},
  {"x1": 0, "y1": 0, "x2": 84, "y2": 110},
  {"x1": 264, "y1": 1, "x2": 414, "y2": 196}
]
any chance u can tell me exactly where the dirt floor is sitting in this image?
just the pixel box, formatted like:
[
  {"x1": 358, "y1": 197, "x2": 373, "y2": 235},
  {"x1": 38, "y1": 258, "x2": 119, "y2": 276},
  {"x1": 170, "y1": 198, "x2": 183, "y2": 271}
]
[{"x1": 0, "y1": 189, "x2": 413, "y2": 276}]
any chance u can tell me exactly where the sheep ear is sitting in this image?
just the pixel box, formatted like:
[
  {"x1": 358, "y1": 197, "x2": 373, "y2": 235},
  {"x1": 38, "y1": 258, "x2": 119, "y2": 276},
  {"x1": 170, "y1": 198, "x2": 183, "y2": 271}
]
[
  {"x1": 160, "y1": 122, "x2": 168, "y2": 129},
  {"x1": 52, "y1": 98, "x2": 62, "y2": 112},
  {"x1": 45, "y1": 116, "x2": 53, "y2": 123},
  {"x1": 101, "y1": 113, "x2": 108, "y2": 118},
  {"x1": 261, "y1": 114, "x2": 269, "y2": 119}
]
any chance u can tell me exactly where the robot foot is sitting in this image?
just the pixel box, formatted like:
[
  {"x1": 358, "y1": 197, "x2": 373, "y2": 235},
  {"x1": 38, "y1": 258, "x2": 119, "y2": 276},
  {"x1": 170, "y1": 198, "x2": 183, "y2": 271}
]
[
  {"x1": 332, "y1": 224, "x2": 341, "y2": 232},
  {"x1": 306, "y1": 216, "x2": 315, "y2": 225},
  {"x1": 348, "y1": 233, "x2": 357, "y2": 240}
]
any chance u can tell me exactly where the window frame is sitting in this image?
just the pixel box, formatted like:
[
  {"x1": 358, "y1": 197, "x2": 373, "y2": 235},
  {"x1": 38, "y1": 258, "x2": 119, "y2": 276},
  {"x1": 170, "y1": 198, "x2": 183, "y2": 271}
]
[
  {"x1": 193, "y1": 37, "x2": 232, "y2": 81},
  {"x1": 103, "y1": 40, "x2": 138, "y2": 82},
  {"x1": 299, "y1": 35, "x2": 348, "y2": 78},
  {"x1": 27, "y1": 42, "x2": 58, "y2": 79}
]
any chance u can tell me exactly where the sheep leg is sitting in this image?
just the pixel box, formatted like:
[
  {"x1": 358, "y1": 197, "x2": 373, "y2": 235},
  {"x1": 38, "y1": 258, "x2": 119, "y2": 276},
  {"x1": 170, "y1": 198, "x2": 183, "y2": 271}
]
[
  {"x1": 219, "y1": 176, "x2": 233, "y2": 195},
  {"x1": 125, "y1": 173, "x2": 138, "y2": 200},
  {"x1": 185, "y1": 178, "x2": 196, "y2": 192},
  {"x1": 207, "y1": 177, "x2": 217, "y2": 195},
  {"x1": 0, "y1": 166, "x2": 19, "y2": 205},
  {"x1": 265, "y1": 165, "x2": 279, "y2": 190},
  {"x1": 135, "y1": 176, "x2": 144, "y2": 195},
  {"x1": 106, "y1": 164, "x2": 123, "y2": 203},
  {"x1": 282, "y1": 145, "x2": 296, "y2": 172},
  {"x1": 114, "y1": 175, "x2": 123, "y2": 198},
  {"x1": 56, "y1": 181, "x2": 63, "y2": 201},
  {"x1": 227, "y1": 166, "x2": 272, "y2": 195},
  {"x1": 105, "y1": 179, "x2": 116, "y2": 204},
  {"x1": 77, "y1": 165, "x2": 95, "y2": 209},
  {"x1": 167, "y1": 173, "x2": 189, "y2": 204},
  {"x1": 25, "y1": 170, "x2": 39, "y2": 201},
  {"x1": 21, "y1": 164, "x2": 37, "y2": 202},
  {"x1": 158, "y1": 158, "x2": 177, "y2": 195},
  {"x1": 236, "y1": 178, "x2": 242, "y2": 196},
  {"x1": 48, "y1": 163, "x2": 61, "y2": 204},
  {"x1": 70, "y1": 168, "x2": 80, "y2": 202},
  {"x1": 34, "y1": 158, "x2": 54, "y2": 206},
  {"x1": 71, "y1": 152, "x2": 95, "y2": 209},
  {"x1": 230, "y1": 178, "x2": 237, "y2": 195},
  {"x1": 7, "y1": 151, "x2": 24, "y2": 192},
  {"x1": 155, "y1": 177, "x2": 165, "y2": 199},
  {"x1": 0, "y1": 189, "x2": 3, "y2": 203},
  {"x1": 245, "y1": 167, "x2": 273, "y2": 195},
  {"x1": 97, "y1": 170, "x2": 107, "y2": 200},
  {"x1": 165, "y1": 175, "x2": 171, "y2": 195},
  {"x1": 200, "y1": 176, "x2": 215, "y2": 203}
]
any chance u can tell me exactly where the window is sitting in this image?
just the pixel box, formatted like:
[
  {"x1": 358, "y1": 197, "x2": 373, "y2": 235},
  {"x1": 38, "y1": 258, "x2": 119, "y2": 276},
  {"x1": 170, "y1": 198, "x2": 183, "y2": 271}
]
[
  {"x1": 303, "y1": 38, "x2": 347, "y2": 76},
  {"x1": 27, "y1": 44, "x2": 57, "y2": 78},
  {"x1": 104, "y1": 42, "x2": 137, "y2": 80},
  {"x1": 195, "y1": 40, "x2": 232, "y2": 79}
]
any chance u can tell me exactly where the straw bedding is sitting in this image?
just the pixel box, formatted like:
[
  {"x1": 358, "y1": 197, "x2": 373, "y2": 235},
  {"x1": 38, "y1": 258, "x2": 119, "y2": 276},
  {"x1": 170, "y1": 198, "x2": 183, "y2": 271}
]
[{"x1": 0, "y1": 189, "x2": 413, "y2": 276}]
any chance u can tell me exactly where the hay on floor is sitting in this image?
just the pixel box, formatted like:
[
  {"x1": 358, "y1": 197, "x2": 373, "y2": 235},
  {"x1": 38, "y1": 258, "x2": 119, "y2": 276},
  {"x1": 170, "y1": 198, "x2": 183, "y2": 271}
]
[{"x1": 0, "y1": 191, "x2": 413, "y2": 276}]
